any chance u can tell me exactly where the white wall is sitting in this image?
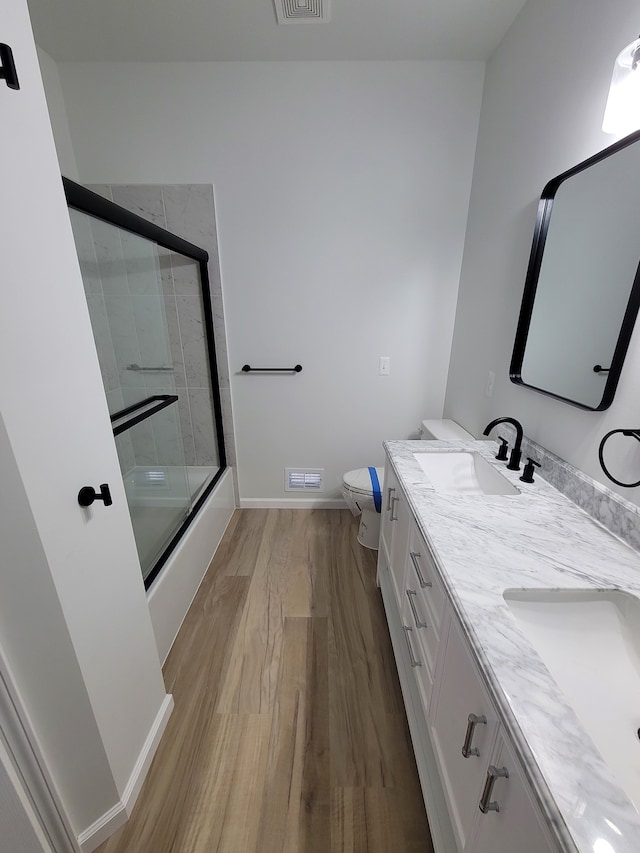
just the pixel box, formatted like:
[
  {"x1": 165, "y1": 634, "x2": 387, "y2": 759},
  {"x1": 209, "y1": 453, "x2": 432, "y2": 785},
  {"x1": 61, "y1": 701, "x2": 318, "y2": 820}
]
[
  {"x1": 2, "y1": 1, "x2": 170, "y2": 845},
  {"x1": 54, "y1": 60, "x2": 484, "y2": 502},
  {"x1": 35, "y1": 46, "x2": 78, "y2": 179},
  {"x1": 445, "y1": 0, "x2": 640, "y2": 504}
]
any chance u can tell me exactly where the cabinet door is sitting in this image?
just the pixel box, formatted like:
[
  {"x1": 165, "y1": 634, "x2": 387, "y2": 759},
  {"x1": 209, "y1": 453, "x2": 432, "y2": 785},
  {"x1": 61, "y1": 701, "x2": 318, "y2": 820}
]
[
  {"x1": 470, "y1": 731, "x2": 555, "y2": 853},
  {"x1": 379, "y1": 463, "x2": 411, "y2": 607},
  {"x1": 379, "y1": 461, "x2": 398, "y2": 562},
  {"x1": 430, "y1": 618, "x2": 499, "y2": 852}
]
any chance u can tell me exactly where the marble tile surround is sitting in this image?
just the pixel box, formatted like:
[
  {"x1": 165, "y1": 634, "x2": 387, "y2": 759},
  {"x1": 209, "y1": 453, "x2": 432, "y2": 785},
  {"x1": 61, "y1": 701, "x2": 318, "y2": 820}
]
[
  {"x1": 495, "y1": 423, "x2": 640, "y2": 553},
  {"x1": 82, "y1": 184, "x2": 236, "y2": 481}
]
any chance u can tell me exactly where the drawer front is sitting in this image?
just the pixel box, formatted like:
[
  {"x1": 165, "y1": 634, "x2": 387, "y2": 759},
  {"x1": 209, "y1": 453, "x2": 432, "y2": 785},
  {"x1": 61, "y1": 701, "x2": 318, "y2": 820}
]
[
  {"x1": 400, "y1": 596, "x2": 434, "y2": 712},
  {"x1": 407, "y1": 525, "x2": 446, "y2": 635},
  {"x1": 403, "y1": 583, "x2": 439, "y2": 678}
]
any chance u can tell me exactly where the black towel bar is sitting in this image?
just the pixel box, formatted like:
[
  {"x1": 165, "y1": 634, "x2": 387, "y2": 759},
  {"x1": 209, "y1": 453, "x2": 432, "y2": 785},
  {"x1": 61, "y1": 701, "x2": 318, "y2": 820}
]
[
  {"x1": 110, "y1": 394, "x2": 179, "y2": 436},
  {"x1": 241, "y1": 364, "x2": 302, "y2": 373}
]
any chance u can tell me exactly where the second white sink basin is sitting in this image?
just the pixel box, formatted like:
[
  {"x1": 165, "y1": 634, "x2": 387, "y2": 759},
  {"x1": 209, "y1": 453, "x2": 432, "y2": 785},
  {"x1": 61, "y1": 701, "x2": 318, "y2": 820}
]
[
  {"x1": 413, "y1": 451, "x2": 519, "y2": 495},
  {"x1": 504, "y1": 588, "x2": 640, "y2": 812}
]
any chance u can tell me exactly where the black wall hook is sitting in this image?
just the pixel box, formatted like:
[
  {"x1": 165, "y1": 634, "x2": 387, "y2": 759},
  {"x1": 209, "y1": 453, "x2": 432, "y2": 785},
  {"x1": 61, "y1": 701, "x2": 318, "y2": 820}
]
[
  {"x1": 0, "y1": 44, "x2": 20, "y2": 90},
  {"x1": 78, "y1": 484, "x2": 113, "y2": 507}
]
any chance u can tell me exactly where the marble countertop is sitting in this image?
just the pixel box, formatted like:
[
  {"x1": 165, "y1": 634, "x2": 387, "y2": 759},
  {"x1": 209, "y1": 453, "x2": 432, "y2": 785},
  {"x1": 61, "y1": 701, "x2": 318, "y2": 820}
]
[{"x1": 384, "y1": 438, "x2": 640, "y2": 853}]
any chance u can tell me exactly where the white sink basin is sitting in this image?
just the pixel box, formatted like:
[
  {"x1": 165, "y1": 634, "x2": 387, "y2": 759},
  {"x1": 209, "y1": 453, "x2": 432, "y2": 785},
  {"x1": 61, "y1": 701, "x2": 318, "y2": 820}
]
[
  {"x1": 504, "y1": 588, "x2": 640, "y2": 811},
  {"x1": 413, "y1": 451, "x2": 519, "y2": 495}
]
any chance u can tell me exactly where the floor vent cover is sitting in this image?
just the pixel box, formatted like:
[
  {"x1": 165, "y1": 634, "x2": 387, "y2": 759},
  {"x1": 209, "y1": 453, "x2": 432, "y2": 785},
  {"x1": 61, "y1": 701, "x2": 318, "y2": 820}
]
[
  {"x1": 274, "y1": 0, "x2": 330, "y2": 24},
  {"x1": 285, "y1": 468, "x2": 324, "y2": 491}
]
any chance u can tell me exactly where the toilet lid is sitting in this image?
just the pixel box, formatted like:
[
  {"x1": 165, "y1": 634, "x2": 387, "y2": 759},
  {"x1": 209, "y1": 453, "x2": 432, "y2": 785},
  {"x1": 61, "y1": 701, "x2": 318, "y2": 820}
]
[{"x1": 343, "y1": 467, "x2": 385, "y2": 495}]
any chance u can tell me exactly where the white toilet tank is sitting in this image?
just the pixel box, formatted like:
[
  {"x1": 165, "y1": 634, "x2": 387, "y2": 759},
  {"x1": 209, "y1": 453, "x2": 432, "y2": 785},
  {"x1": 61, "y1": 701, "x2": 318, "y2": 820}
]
[{"x1": 419, "y1": 418, "x2": 474, "y2": 441}]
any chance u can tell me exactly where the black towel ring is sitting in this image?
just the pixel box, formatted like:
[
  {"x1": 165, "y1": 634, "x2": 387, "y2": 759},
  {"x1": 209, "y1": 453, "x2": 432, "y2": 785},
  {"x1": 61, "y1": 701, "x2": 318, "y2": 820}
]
[{"x1": 598, "y1": 429, "x2": 640, "y2": 488}]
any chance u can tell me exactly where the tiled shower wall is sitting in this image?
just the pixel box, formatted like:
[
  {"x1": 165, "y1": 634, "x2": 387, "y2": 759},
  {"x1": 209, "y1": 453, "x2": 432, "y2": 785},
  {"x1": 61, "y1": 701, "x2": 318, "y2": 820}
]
[{"x1": 80, "y1": 183, "x2": 236, "y2": 477}]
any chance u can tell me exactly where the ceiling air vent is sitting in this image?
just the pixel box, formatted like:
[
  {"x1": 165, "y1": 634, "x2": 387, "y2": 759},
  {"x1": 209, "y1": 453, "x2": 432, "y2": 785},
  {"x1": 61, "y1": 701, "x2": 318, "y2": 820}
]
[
  {"x1": 274, "y1": 0, "x2": 330, "y2": 24},
  {"x1": 285, "y1": 468, "x2": 324, "y2": 491}
]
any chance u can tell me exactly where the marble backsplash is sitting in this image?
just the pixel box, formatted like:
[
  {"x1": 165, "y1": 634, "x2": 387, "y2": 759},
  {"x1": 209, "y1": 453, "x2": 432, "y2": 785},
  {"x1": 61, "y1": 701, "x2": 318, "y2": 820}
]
[{"x1": 495, "y1": 424, "x2": 640, "y2": 552}]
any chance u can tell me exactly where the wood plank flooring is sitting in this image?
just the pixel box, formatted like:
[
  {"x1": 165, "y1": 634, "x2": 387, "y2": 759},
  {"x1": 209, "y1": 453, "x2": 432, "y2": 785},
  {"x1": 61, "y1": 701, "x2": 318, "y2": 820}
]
[{"x1": 96, "y1": 509, "x2": 433, "y2": 853}]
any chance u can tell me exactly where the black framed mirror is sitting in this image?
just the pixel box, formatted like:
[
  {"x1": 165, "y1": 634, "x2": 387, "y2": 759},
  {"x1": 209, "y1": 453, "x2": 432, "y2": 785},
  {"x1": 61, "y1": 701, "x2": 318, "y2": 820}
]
[{"x1": 510, "y1": 130, "x2": 640, "y2": 411}]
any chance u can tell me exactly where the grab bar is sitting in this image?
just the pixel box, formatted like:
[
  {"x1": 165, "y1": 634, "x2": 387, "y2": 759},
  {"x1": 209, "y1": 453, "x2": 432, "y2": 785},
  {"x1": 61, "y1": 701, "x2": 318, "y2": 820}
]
[
  {"x1": 241, "y1": 364, "x2": 302, "y2": 373},
  {"x1": 110, "y1": 394, "x2": 179, "y2": 436},
  {"x1": 126, "y1": 363, "x2": 174, "y2": 372}
]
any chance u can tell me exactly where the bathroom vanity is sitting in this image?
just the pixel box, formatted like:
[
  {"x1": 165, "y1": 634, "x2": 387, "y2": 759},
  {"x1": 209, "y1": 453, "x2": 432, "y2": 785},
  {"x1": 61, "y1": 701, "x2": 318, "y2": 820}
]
[{"x1": 377, "y1": 440, "x2": 640, "y2": 853}]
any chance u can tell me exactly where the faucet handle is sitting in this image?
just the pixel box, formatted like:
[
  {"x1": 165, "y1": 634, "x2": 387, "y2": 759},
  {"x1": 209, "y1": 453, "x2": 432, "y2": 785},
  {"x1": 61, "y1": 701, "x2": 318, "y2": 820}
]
[
  {"x1": 496, "y1": 436, "x2": 509, "y2": 461},
  {"x1": 520, "y1": 457, "x2": 541, "y2": 483}
]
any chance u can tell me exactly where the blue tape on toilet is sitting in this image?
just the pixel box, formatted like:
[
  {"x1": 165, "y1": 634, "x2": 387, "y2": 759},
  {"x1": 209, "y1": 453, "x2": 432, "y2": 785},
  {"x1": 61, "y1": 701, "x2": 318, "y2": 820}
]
[{"x1": 368, "y1": 467, "x2": 382, "y2": 513}]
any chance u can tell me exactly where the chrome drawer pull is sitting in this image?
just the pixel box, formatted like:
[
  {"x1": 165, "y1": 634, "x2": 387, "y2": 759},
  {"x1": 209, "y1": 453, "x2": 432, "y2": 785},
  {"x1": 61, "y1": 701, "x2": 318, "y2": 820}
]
[
  {"x1": 390, "y1": 496, "x2": 400, "y2": 521},
  {"x1": 479, "y1": 765, "x2": 509, "y2": 813},
  {"x1": 461, "y1": 713, "x2": 487, "y2": 758},
  {"x1": 386, "y1": 486, "x2": 396, "y2": 512},
  {"x1": 409, "y1": 551, "x2": 432, "y2": 589},
  {"x1": 406, "y1": 589, "x2": 427, "y2": 628},
  {"x1": 402, "y1": 626, "x2": 422, "y2": 668}
]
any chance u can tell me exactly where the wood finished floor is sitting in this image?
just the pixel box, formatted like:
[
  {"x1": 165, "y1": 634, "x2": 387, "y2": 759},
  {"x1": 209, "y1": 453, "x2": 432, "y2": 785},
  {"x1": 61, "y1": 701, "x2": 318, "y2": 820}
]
[{"x1": 97, "y1": 509, "x2": 433, "y2": 853}]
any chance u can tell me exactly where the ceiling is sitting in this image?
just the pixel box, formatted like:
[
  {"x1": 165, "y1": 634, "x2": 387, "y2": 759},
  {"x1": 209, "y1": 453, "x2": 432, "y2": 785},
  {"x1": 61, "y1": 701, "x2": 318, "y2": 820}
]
[{"x1": 27, "y1": 0, "x2": 528, "y2": 63}]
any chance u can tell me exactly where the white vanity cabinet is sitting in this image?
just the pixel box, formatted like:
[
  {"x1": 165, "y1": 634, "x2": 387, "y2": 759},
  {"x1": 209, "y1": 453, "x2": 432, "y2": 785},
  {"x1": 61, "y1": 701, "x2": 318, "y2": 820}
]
[{"x1": 379, "y1": 461, "x2": 557, "y2": 853}]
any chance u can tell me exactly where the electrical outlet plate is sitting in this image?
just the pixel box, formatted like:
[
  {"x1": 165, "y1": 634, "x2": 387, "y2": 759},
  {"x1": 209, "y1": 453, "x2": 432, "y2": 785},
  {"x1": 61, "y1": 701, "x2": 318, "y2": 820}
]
[{"x1": 379, "y1": 356, "x2": 390, "y2": 376}]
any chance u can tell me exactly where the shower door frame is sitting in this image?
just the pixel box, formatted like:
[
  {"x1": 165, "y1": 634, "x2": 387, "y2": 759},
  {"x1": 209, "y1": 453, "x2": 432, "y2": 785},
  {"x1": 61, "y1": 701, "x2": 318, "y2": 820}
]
[{"x1": 64, "y1": 178, "x2": 227, "y2": 590}]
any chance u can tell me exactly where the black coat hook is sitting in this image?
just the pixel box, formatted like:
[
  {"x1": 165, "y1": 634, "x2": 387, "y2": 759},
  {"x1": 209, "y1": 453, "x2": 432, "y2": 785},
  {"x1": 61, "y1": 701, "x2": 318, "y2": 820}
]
[
  {"x1": 78, "y1": 484, "x2": 113, "y2": 508},
  {"x1": 0, "y1": 44, "x2": 20, "y2": 90}
]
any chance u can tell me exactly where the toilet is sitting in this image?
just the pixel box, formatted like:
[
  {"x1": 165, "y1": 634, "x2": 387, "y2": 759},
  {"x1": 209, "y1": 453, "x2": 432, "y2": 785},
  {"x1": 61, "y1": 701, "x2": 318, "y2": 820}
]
[
  {"x1": 342, "y1": 466, "x2": 386, "y2": 549},
  {"x1": 342, "y1": 418, "x2": 474, "y2": 549}
]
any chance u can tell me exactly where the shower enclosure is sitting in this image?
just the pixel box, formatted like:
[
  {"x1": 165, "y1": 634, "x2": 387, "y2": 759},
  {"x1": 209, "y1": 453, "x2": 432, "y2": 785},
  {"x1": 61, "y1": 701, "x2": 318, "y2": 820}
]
[{"x1": 65, "y1": 180, "x2": 226, "y2": 588}]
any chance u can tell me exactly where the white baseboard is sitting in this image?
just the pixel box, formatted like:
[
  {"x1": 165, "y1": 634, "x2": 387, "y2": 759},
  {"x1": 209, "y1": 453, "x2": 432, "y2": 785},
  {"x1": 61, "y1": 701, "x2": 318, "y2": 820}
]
[
  {"x1": 78, "y1": 695, "x2": 174, "y2": 852},
  {"x1": 239, "y1": 497, "x2": 347, "y2": 509},
  {"x1": 78, "y1": 800, "x2": 126, "y2": 853},
  {"x1": 122, "y1": 694, "x2": 174, "y2": 814}
]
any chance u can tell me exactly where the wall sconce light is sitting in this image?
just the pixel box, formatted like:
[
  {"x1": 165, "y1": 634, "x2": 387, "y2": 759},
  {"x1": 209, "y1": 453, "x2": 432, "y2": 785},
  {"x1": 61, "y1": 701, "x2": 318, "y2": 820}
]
[{"x1": 603, "y1": 36, "x2": 640, "y2": 134}]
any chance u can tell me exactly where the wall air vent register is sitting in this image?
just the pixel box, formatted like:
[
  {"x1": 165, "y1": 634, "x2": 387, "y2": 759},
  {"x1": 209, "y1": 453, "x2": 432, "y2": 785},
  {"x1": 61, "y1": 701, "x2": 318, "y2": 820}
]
[
  {"x1": 274, "y1": 0, "x2": 330, "y2": 24},
  {"x1": 285, "y1": 468, "x2": 324, "y2": 491}
]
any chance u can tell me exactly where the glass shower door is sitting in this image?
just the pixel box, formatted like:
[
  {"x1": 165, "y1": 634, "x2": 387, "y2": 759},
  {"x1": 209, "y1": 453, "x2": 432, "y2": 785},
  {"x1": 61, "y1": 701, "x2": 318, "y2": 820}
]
[{"x1": 70, "y1": 209, "x2": 192, "y2": 581}]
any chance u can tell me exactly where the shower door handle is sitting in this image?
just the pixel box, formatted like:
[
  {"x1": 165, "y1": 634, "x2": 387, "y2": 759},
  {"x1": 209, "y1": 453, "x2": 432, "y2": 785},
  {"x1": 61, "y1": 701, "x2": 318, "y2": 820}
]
[{"x1": 78, "y1": 483, "x2": 113, "y2": 507}]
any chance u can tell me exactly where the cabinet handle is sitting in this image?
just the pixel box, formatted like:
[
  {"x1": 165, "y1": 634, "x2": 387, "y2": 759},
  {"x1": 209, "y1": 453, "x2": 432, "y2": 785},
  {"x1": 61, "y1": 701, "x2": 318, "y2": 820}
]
[
  {"x1": 386, "y1": 486, "x2": 396, "y2": 512},
  {"x1": 479, "y1": 765, "x2": 509, "y2": 814},
  {"x1": 402, "y1": 626, "x2": 422, "y2": 668},
  {"x1": 409, "y1": 551, "x2": 432, "y2": 589},
  {"x1": 390, "y1": 496, "x2": 400, "y2": 521},
  {"x1": 406, "y1": 589, "x2": 428, "y2": 628},
  {"x1": 461, "y1": 713, "x2": 487, "y2": 758}
]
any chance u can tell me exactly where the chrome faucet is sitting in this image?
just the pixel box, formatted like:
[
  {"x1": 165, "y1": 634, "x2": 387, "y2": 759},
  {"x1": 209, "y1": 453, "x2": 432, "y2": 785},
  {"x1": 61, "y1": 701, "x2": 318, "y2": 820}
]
[{"x1": 483, "y1": 417, "x2": 523, "y2": 471}]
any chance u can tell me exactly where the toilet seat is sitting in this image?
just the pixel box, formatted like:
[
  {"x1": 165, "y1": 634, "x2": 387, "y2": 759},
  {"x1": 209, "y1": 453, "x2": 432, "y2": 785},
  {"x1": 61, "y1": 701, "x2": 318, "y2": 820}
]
[{"x1": 343, "y1": 467, "x2": 385, "y2": 496}]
